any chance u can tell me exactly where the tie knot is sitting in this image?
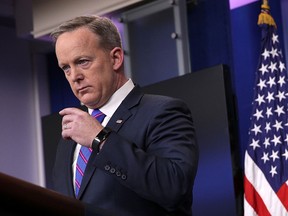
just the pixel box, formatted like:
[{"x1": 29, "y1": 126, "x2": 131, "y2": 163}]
[{"x1": 92, "y1": 109, "x2": 105, "y2": 123}]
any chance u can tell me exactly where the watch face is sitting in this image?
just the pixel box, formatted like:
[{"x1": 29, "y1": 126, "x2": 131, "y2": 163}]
[{"x1": 94, "y1": 137, "x2": 101, "y2": 143}]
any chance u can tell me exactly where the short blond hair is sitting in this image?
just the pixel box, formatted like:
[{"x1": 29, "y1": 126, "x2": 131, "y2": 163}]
[{"x1": 50, "y1": 15, "x2": 122, "y2": 51}]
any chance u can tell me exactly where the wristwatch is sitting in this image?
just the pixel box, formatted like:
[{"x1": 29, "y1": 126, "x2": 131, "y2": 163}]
[{"x1": 92, "y1": 127, "x2": 112, "y2": 153}]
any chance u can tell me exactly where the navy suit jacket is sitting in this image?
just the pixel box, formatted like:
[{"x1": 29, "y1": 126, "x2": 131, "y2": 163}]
[{"x1": 52, "y1": 86, "x2": 198, "y2": 216}]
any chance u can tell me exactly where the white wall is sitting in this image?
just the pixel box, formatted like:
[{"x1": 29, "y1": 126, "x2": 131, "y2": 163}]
[{"x1": 0, "y1": 25, "x2": 45, "y2": 186}]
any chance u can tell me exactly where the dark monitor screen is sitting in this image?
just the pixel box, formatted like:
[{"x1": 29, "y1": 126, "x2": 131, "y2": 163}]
[{"x1": 142, "y1": 64, "x2": 239, "y2": 216}]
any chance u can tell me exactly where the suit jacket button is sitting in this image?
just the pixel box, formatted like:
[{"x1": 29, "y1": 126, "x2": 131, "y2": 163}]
[
  {"x1": 110, "y1": 168, "x2": 116, "y2": 174},
  {"x1": 116, "y1": 171, "x2": 121, "y2": 177},
  {"x1": 121, "y1": 174, "x2": 127, "y2": 180},
  {"x1": 104, "y1": 165, "x2": 110, "y2": 171}
]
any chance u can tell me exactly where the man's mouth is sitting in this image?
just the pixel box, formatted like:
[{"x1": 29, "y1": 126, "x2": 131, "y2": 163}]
[{"x1": 78, "y1": 86, "x2": 89, "y2": 93}]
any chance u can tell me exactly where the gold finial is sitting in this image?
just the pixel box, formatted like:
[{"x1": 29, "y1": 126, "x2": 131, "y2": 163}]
[
  {"x1": 258, "y1": 0, "x2": 276, "y2": 27},
  {"x1": 261, "y1": 0, "x2": 270, "y2": 10}
]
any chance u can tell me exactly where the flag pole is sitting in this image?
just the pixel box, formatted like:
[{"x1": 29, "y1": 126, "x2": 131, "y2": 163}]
[{"x1": 257, "y1": 0, "x2": 276, "y2": 27}]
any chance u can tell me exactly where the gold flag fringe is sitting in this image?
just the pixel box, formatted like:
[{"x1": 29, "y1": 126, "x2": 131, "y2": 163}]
[{"x1": 257, "y1": 0, "x2": 277, "y2": 28}]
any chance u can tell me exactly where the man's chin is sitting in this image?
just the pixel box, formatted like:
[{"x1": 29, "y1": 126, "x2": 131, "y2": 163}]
[{"x1": 79, "y1": 100, "x2": 98, "y2": 109}]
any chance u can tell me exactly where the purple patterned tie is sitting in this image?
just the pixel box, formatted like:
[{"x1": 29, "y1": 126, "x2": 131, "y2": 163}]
[{"x1": 75, "y1": 109, "x2": 105, "y2": 197}]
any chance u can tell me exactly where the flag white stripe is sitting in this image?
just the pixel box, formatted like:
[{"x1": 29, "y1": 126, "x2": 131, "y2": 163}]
[
  {"x1": 245, "y1": 151, "x2": 287, "y2": 215},
  {"x1": 244, "y1": 197, "x2": 258, "y2": 216}
]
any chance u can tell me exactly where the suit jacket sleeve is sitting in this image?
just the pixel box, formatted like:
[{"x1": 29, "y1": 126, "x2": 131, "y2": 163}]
[{"x1": 94, "y1": 93, "x2": 199, "y2": 211}]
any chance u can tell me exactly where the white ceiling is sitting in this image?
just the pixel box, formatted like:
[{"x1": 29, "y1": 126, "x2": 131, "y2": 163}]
[
  {"x1": 32, "y1": 0, "x2": 144, "y2": 38},
  {"x1": 0, "y1": 0, "x2": 146, "y2": 37}
]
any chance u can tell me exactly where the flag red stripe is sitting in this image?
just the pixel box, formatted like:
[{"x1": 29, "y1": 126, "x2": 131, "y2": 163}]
[
  {"x1": 244, "y1": 175, "x2": 271, "y2": 216},
  {"x1": 277, "y1": 182, "x2": 288, "y2": 211}
]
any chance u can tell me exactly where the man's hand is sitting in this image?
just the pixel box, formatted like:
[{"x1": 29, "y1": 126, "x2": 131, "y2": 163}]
[{"x1": 59, "y1": 107, "x2": 103, "y2": 147}]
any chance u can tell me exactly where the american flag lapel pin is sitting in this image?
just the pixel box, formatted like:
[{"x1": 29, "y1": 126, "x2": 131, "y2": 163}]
[{"x1": 116, "y1": 119, "x2": 123, "y2": 124}]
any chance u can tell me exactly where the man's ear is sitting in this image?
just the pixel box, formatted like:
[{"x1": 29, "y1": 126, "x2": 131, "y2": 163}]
[{"x1": 110, "y1": 47, "x2": 124, "y2": 70}]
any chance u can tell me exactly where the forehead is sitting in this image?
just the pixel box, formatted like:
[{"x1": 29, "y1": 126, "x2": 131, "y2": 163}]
[
  {"x1": 55, "y1": 28, "x2": 100, "y2": 63},
  {"x1": 56, "y1": 27, "x2": 99, "y2": 52}
]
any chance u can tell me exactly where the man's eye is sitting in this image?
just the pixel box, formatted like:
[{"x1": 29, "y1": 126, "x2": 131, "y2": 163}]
[
  {"x1": 78, "y1": 59, "x2": 89, "y2": 66},
  {"x1": 61, "y1": 65, "x2": 70, "y2": 72}
]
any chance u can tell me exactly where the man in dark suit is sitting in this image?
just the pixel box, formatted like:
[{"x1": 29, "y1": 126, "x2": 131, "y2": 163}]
[{"x1": 50, "y1": 15, "x2": 198, "y2": 216}]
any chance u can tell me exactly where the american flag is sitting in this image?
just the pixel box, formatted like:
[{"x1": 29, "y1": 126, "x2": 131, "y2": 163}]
[{"x1": 244, "y1": 6, "x2": 288, "y2": 216}]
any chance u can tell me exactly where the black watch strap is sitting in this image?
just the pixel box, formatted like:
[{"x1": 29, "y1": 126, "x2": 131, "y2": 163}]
[{"x1": 92, "y1": 127, "x2": 111, "y2": 153}]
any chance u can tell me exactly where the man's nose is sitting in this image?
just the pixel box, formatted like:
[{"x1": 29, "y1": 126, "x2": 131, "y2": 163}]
[{"x1": 70, "y1": 67, "x2": 84, "y2": 82}]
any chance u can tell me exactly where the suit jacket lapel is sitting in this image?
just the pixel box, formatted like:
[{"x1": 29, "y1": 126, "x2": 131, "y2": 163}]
[{"x1": 106, "y1": 85, "x2": 143, "y2": 133}]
